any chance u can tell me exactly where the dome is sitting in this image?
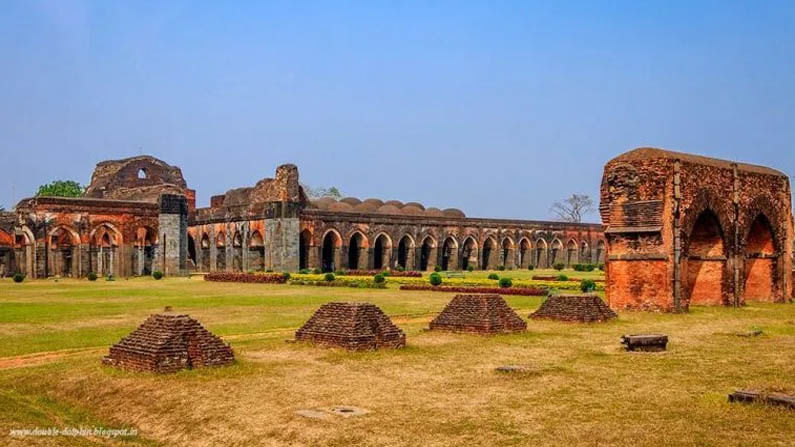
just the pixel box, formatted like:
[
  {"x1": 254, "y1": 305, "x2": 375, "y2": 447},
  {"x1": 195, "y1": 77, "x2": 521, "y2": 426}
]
[
  {"x1": 328, "y1": 201, "x2": 354, "y2": 212},
  {"x1": 363, "y1": 198, "x2": 384, "y2": 207},
  {"x1": 340, "y1": 197, "x2": 362, "y2": 206},
  {"x1": 442, "y1": 208, "x2": 466, "y2": 218},
  {"x1": 354, "y1": 202, "x2": 380, "y2": 213},
  {"x1": 312, "y1": 197, "x2": 336, "y2": 209},
  {"x1": 384, "y1": 200, "x2": 404, "y2": 208},
  {"x1": 400, "y1": 205, "x2": 424, "y2": 216},
  {"x1": 403, "y1": 202, "x2": 425, "y2": 210},
  {"x1": 424, "y1": 207, "x2": 445, "y2": 217},
  {"x1": 377, "y1": 205, "x2": 402, "y2": 215}
]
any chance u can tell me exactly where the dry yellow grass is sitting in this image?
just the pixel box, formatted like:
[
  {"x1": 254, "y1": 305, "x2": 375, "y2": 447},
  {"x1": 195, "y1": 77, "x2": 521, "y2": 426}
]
[{"x1": 0, "y1": 277, "x2": 793, "y2": 446}]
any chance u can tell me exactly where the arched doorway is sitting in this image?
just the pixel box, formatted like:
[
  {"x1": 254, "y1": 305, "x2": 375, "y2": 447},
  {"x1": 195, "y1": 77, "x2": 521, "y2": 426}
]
[
  {"x1": 481, "y1": 237, "x2": 495, "y2": 270},
  {"x1": 501, "y1": 238, "x2": 514, "y2": 269},
  {"x1": 299, "y1": 229, "x2": 312, "y2": 270},
  {"x1": 50, "y1": 226, "x2": 79, "y2": 277},
  {"x1": 535, "y1": 239, "x2": 548, "y2": 268},
  {"x1": 90, "y1": 224, "x2": 120, "y2": 277},
  {"x1": 419, "y1": 236, "x2": 437, "y2": 271},
  {"x1": 215, "y1": 231, "x2": 226, "y2": 271},
  {"x1": 200, "y1": 233, "x2": 211, "y2": 271},
  {"x1": 231, "y1": 231, "x2": 243, "y2": 271},
  {"x1": 685, "y1": 210, "x2": 726, "y2": 305},
  {"x1": 321, "y1": 231, "x2": 341, "y2": 272},
  {"x1": 397, "y1": 235, "x2": 414, "y2": 270},
  {"x1": 743, "y1": 214, "x2": 776, "y2": 301},
  {"x1": 249, "y1": 230, "x2": 264, "y2": 272},
  {"x1": 596, "y1": 240, "x2": 605, "y2": 263},
  {"x1": 135, "y1": 226, "x2": 157, "y2": 275},
  {"x1": 519, "y1": 239, "x2": 531, "y2": 268},
  {"x1": 566, "y1": 240, "x2": 577, "y2": 267},
  {"x1": 462, "y1": 237, "x2": 478, "y2": 270},
  {"x1": 550, "y1": 239, "x2": 563, "y2": 266},
  {"x1": 373, "y1": 234, "x2": 392, "y2": 270},
  {"x1": 441, "y1": 237, "x2": 458, "y2": 271},
  {"x1": 347, "y1": 232, "x2": 367, "y2": 270},
  {"x1": 187, "y1": 235, "x2": 197, "y2": 270},
  {"x1": 581, "y1": 241, "x2": 590, "y2": 264}
]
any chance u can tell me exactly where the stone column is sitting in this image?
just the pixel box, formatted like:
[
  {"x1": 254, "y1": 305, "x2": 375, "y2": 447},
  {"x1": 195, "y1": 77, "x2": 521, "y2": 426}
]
[
  {"x1": 264, "y1": 202, "x2": 300, "y2": 272},
  {"x1": 157, "y1": 194, "x2": 188, "y2": 276},
  {"x1": 209, "y1": 226, "x2": 217, "y2": 272}
]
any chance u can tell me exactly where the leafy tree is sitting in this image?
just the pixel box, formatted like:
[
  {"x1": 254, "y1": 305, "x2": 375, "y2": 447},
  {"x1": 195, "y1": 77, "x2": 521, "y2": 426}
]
[
  {"x1": 302, "y1": 184, "x2": 343, "y2": 199},
  {"x1": 551, "y1": 194, "x2": 594, "y2": 223},
  {"x1": 36, "y1": 180, "x2": 85, "y2": 198}
]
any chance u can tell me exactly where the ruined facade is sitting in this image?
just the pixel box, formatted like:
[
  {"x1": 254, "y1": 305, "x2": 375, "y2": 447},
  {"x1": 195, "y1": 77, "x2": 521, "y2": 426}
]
[{"x1": 601, "y1": 147, "x2": 793, "y2": 311}]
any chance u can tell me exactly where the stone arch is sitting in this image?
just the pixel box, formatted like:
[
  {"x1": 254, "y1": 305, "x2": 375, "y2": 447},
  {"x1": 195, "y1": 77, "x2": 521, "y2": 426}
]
[
  {"x1": 566, "y1": 239, "x2": 578, "y2": 267},
  {"x1": 500, "y1": 236, "x2": 515, "y2": 269},
  {"x1": 742, "y1": 213, "x2": 777, "y2": 302},
  {"x1": 397, "y1": 234, "x2": 415, "y2": 270},
  {"x1": 134, "y1": 226, "x2": 158, "y2": 275},
  {"x1": 187, "y1": 234, "x2": 197, "y2": 270},
  {"x1": 48, "y1": 225, "x2": 80, "y2": 277},
  {"x1": 200, "y1": 232, "x2": 211, "y2": 271},
  {"x1": 481, "y1": 236, "x2": 498, "y2": 270},
  {"x1": 321, "y1": 228, "x2": 342, "y2": 272},
  {"x1": 683, "y1": 209, "x2": 728, "y2": 306},
  {"x1": 419, "y1": 235, "x2": 437, "y2": 271},
  {"x1": 347, "y1": 231, "x2": 368, "y2": 270},
  {"x1": 299, "y1": 229, "x2": 312, "y2": 270},
  {"x1": 372, "y1": 232, "x2": 393, "y2": 270},
  {"x1": 580, "y1": 240, "x2": 590, "y2": 264},
  {"x1": 550, "y1": 238, "x2": 563, "y2": 267},
  {"x1": 462, "y1": 236, "x2": 479, "y2": 270},
  {"x1": 231, "y1": 230, "x2": 243, "y2": 272},
  {"x1": 518, "y1": 237, "x2": 532, "y2": 269},
  {"x1": 215, "y1": 231, "x2": 226, "y2": 248},
  {"x1": 249, "y1": 230, "x2": 265, "y2": 272},
  {"x1": 441, "y1": 236, "x2": 459, "y2": 271},
  {"x1": 596, "y1": 239, "x2": 606, "y2": 263},
  {"x1": 535, "y1": 238, "x2": 548, "y2": 268}
]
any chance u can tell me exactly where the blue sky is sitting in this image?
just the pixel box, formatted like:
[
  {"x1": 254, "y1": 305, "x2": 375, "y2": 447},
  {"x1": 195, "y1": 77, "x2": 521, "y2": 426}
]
[{"x1": 1, "y1": 1, "x2": 793, "y2": 222}]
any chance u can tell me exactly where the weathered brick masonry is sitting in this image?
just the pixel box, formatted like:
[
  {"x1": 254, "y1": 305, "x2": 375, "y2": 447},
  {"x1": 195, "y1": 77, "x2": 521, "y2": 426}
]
[
  {"x1": 531, "y1": 294, "x2": 617, "y2": 322},
  {"x1": 601, "y1": 147, "x2": 793, "y2": 311},
  {"x1": 295, "y1": 302, "x2": 406, "y2": 350},
  {"x1": 429, "y1": 294, "x2": 527, "y2": 334}
]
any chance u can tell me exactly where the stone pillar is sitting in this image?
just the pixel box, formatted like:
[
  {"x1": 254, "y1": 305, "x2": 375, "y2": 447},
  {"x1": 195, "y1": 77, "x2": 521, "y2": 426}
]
[
  {"x1": 209, "y1": 226, "x2": 217, "y2": 272},
  {"x1": 264, "y1": 202, "x2": 300, "y2": 272},
  {"x1": 157, "y1": 194, "x2": 188, "y2": 276},
  {"x1": 241, "y1": 222, "x2": 249, "y2": 272}
]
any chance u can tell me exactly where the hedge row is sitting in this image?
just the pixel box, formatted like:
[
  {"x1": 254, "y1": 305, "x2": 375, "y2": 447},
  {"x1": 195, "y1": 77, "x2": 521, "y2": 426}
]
[
  {"x1": 204, "y1": 272, "x2": 288, "y2": 283},
  {"x1": 532, "y1": 275, "x2": 605, "y2": 283},
  {"x1": 399, "y1": 285, "x2": 548, "y2": 296},
  {"x1": 289, "y1": 280, "x2": 386, "y2": 289},
  {"x1": 343, "y1": 270, "x2": 423, "y2": 277}
]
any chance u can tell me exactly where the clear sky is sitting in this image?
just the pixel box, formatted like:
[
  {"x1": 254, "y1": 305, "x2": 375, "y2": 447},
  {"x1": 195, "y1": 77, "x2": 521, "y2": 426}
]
[{"x1": 1, "y1": 1, "x2": 793, "y2": 222}]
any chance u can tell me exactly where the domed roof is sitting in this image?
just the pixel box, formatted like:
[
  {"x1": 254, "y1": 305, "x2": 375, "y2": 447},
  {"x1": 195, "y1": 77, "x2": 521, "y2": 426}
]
[
  {"x1": 400, "y1": 205, "x2": 424, "y2": 216},
  {"x1": 377, "y1": 205, "x2": 402, "y2": 215},
  {"x1": 340, "y1": 197, "x2": 362, "y2": 206},
  {"x1": 384, "y1": 200, "x2": 404, "y2": 208},
  {"x1": 363, "y1": 198, "x2": 384, "y2": 207},
  {"x1": 328, "y1": 201, "x2": 354, "y2": 212},
  {"x1": 424, "y1": 207, "x2": 444, "y2": 217},
  {"x1": 403, "y1": 202, "x2": 425, "y2": 210},
  {"x1": 354, "y1": 202, "x2": 380, "y2": 213},
  {"x1": 312, "y1": 197, "x2": 336, "y2": 209},
  {"x1": 443, "y1": 208, "x2": 466, "y2": 218}
]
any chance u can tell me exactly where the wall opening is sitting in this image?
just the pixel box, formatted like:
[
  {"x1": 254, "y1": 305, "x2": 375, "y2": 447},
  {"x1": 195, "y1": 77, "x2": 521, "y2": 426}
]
[
  {"x1": 299, "y1": 230, "x2": 312, "y2": 270},
  {"x1": 348, "y1": 233, "x2": 364, "y2": 270},
  {"x1": 685, "y1": 210, "x2": 726, "y2": 305},
  {"x1": 321, "y1": 231, "x2": 340, "y2": 272},
  {"x1": 743, "y1": 214, "x2": 776, "y2": 301}
]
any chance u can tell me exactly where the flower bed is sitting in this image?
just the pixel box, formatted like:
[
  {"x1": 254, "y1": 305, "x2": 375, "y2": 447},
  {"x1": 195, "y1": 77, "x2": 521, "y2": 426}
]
[
  {"x1": 399, "y1": 285, "x2": 548, "y2": 296},
  {"x1": 343, "y1": 270, "x2": 423, "y2": 277},
  {"x1": 289, "y1": 274, "x2": 603, "y2": 291},
  {"x1": 532, "y1": 275, "x2": 605, "y2": 283},
  {"x1": 289, "y1": 279, "x2": 386, "y2": 289},
  {"x1": 204, "y1": 272, "x2": 288, "y2": 283}
]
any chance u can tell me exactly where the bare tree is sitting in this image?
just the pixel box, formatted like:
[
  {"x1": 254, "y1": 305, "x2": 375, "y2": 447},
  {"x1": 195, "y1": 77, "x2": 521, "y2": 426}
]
[
  {"x1": 302, "y1": 184, "x2": 343, "y2": 199},
  {"x1": 551, "y1": 194, "x2": 594, "y2": 223}
]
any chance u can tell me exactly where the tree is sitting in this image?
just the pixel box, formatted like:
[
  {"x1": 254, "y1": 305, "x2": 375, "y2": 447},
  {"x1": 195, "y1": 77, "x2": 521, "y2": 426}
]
[
  {"x1": 302, "y1": 184, "x2": 343, "y2": 199},
  {"x1": 36, "y1": 180, "x2": 85, "y2": 198},
  {"x1": 551, "y1": 194, "x2": 594, "y2": 223}
]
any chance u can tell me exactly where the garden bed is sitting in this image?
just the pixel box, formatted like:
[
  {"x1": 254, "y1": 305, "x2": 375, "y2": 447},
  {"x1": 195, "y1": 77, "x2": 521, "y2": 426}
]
[
  {"x1": 204, "y1": 272, "x2": 288, "y2": 283},
  {"x1": 399, "y1": 285, "x2": 548, "y2": 296}
]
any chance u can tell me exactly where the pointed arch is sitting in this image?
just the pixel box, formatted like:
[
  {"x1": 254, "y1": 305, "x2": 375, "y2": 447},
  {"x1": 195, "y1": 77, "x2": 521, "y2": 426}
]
[
  {"x1": 441, "y1": 236, "x2": 459, "y2": 271},
  {"x1": 743, "y1": 213, "x2": 777, "y2": 302},
  {"x1": 419, "y1": 235, "x2": 438, "y2": 271},
  {"x1": 535, "y1": 238, "x2": 549, "y2": 268},
  {"x1": 481, "y1": 236, "x2": 498, "y2": 270},
  {"x1": 249, "y1": 230, "x2": 265, "y2": 272},
  {"x1": 347, "y1": 231, "x2": 368, "y2": 270},
  {"x1": 372, "y1": 232, "x2": 393, "y2": 270},
  {"x1": 566, "y1": 239, "x2": 578, "y2": 267},
  {"x1": 299, "y1": 229, "x2": 313, "y2": 270},
  {"x1": 462, "y1": 236, "x2": 479, "y2": 270},
  {"x1": 321, "y1": 228, "x2": 342, "y2": 272},
  {"x1": 684, "y1": 209, "x2": 727, "y2": 305},
  {"x1": 397, "y1": 234, "x2": 415, "y2": 270},
  {"x1": 518, "y1": 237, "x2": 532, "y2": 269}
]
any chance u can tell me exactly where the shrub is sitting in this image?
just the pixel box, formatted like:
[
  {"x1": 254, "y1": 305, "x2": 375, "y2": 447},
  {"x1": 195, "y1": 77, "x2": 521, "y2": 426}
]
[
  {"x1": 499, "y1": 277, "x2": 513, "y2": 288},
  {"x1": 395, "y1": 266, "x2": 405, "y2": 272},
  {"x1": 282, "y1": 272, "x2": 291, "y2": 280},
  {"x1": 498, "y1": 265, "x2": 506, "y2": 271},
  {"x1": 573, "y1": 263, "x2": 585, "y2": 272},
  {"x1": 299, "y1": 268, "x2": 311, "y2": 274},
  {"x1": 429, "y1": 272, "x2": 442, "y2": 286},
  {"x1": 466, "y1": 265, "x2": 474, "y2": 272},
  {"x1": 580, "y1": 279, "x2": 597, "y2": 293},
  {"x1": 434, "y1": 265, "x2": 442, "y2": 272},
  {"x1": 152, "y1": 271, "x2": 164, "y2": 280},
  {"x1": 105, "y1": 274, "x2": 115, "y2": 281},
  {"x1": 87, "y1": 272, "x2": 98, "y2": 281},
  {"x1": 488, "y1": 273, "x2": 500, "y2": 280},
  {"x1": 373, "y1": 273, "x2": 385, "y2": 284},
  {"x1": 598, "y1": 264, "x2": 605, "y2": 271},
  {"x1": 553, "y1": 263, "x2": 565, "y2": 271},
  {"x1": 557, "y1": 274, "x2": 569, "y2": 282},
  {"x1": 312, "y1": 268, "x2": 322, "y2": 274},
  {"x1": 381, "y1": 270, "x2": 391, "y2": 277},
  {"x1": 334, "y1": 270, "x2": 346, "y2": 276},
  {"x1": 527, "y1": 265, "x2": 534, "y2": 270},
  {"x1": 12, "y1": 273, "x2": 24, "y2": 283},
  {"x1": 585, "y1": 264, "x2": 596, "y2": 272},
  {"x1": 324, "y1": 272, "x2": 335, "y2": 282},
  {"x1": 266, "y1": 269, "x2": 274, "y2": 273}
]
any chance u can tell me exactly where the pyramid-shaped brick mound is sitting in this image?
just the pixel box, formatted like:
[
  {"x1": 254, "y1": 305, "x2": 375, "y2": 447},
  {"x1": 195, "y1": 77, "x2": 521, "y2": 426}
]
[
  {"x1": 103, "y1": 313, "x2": 234, "y2": 373},
  {"x1": 429, "y1": 294, "x2": 527, "y2": 334},
  {"x1": 531, "y1": 294, "x2": 617, "y2": 323},
  {"x1": 295, "y1": 302, "x2": 406, "y2": 351}
]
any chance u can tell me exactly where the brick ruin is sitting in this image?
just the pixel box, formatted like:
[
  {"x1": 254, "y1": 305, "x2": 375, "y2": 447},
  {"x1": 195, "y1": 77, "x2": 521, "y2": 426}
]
[
  {"x1": 429, "y1": 294, "x2": 527, "y2": 334},
  {"x1": 295, "y1": 302, "x2": 406, "y2": 350},
  {"x1": 530, "y1": 294, "x2": 617, "y2": 322},
  {"x1": 601, "y1": 147, "x2": 794, "y2": 311},
  {"x1": 103, "y1": 313, "x2": 234, "y2": 373}
]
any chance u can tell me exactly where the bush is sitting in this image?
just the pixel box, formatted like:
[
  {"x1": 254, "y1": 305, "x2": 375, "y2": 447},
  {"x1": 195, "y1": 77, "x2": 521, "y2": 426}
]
[
  {"x1": 487, "y1": 273, "x2": 500, "y2": 280},
  {"x1": 312, "y1": 268, "x2": 322, "y2": 274},
  {"x1": 324, "y1": 272, "x2": 335, "y2": 282},
  {"x1": 598, "y1": 264, "x2": 605, "y2": 271},
  {"x1": 105, "y1": 274, "x2": 115, "y2": 281},
  {"x1": 557, "y1": 274, "x2": 569, "y2": 282},
  {"x1": 87, "y1": 272, "x2": 98, "y2": 281},
  {"x1": 373, "y1": 273, "x2": 385, "y2": 284},
  {"x1": 282, "y1": 272, "x2": 291, "y2": 280},
  {"x1": 580, "y1": 279, "x2": 597, "y2": 293},
  {"x1": 299, "y1": 268, "x2": 311, "y2": 274},
  {"x1": 499, "y1": 277, "x2": 513, "y2": 288},
  {"x1": 381, "y1": 270, "x2": 391, "y2": 277},
  {"x1": 429, "y1": 272, "x2": 442, "y2": 286},
  {"x1": 527, "y1": 265, "x2": 534, "y2": 271},
  {"x1": 334, "y1": 270, "x2": 346, "y2": 276},
  {"x1": 152, "y1": 271, "x2": 164, "y2": 280},
  {"x1": 498, "y1": 265, "x2": 506, "y2": 271},
  {"x1": 266, "y1": 269, "x2": 274, "y2": 273},
  {"x1": 466, "y1": 265, "x2": 474, "y2": 272},
  {"x1": 12, "y1": 273, "x2": 24, "y2": 283},
  {"x1": 573, "y1": 263, "x2": 585, "y2": 272},
  {"x1": 434, "y1": 265, "x2": 442, "y2": 272},
  {"x1": 585, "y1": 264, "x2": 596, "y2": 272},
  {"x1": 553, "y1": 263, "x2": 565, "y2": 271},
  {"x1": 395, "y1": 265, "x2": 405, "y2": 272}
]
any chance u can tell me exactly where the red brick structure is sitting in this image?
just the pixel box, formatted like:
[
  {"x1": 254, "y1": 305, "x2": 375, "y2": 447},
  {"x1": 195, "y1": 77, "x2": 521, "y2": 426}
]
[
  {"x1": 601, "y1": 147, "x2": 793, "y2": 311},
  {"x1": 295, "y1": 302, "x2": 406, "y2": 350},
  {"x1": 531, "y1": 294, "x2": 617, "y2": 322},
  {"x1": 429, "y1": 294, "x2": 527, "y2": 334},
  {"x1": 103, "y1": 313, "x2": 234, "y2": 373}
]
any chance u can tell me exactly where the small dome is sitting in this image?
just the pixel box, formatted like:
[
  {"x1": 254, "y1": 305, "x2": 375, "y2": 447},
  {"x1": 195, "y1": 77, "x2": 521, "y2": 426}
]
[
  {"x1": 354, "y1": 202, "x2": 380, "y2": 213},
  {"x1": 328, "y1": 201, "x2": 354, "y2": 212},
  {"x1": 424, "y1": 207, "x2": 444, "y2": 217},
  {"x1": 312, "y1": 197, "x2": 336, "y2": 209},
  {"x1": 340, "y1": 197, "x2": 362, "y2": 206},
  {"x1": 443, "y1": 208, "x2": 466, "y2": 218},
  {"x1": 384, "y1": 200, "x2": 404, "y2": 208},
  {"x1": 377, "y1": 204, "x2": 402, "y2": 215},
  {"x1": 363, "y1": 198, "x2": 384, "y2": 207},
  {"x1": 403, "y1": 202, "x2": 425, "y2": 211},
  {"x1": 400, "y1": 205, "x2": 424, "y2": 216}
]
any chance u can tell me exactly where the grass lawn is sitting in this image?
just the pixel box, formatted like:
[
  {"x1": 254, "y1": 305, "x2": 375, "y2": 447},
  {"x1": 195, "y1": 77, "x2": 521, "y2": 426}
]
[{"x1": 0, "y1": 273, "x2": 793, "y2": 446}]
